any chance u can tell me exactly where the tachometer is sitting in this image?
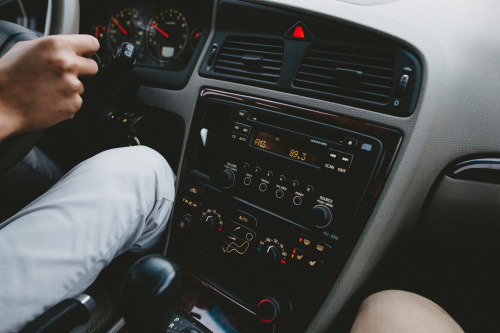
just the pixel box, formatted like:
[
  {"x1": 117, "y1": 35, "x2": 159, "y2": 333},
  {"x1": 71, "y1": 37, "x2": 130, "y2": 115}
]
[
  {"x1": 147, "y1": 9, "x2": 188, "y2": 61},
  {"x1": 108, "y1": 8, "x2": 144, "y2": 50}
]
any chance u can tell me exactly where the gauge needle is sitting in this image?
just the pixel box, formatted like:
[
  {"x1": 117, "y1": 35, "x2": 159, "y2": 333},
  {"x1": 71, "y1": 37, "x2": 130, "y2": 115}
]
[
  {"x1": 112, "y1": 17, "x2": 128, "y2": 35},
  {"x1": 151, "y1": 23, "x2": 170, "y2": 38}
]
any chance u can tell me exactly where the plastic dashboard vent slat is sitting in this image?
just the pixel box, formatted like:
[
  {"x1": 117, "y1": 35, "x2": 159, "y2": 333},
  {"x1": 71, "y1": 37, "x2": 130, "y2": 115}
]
[
  {"x1": 214, "y1": 36, "x2": 284, "y2": 83},
  {"x1": 293, "y1": 44, "x2": 395, "y2": 104}
]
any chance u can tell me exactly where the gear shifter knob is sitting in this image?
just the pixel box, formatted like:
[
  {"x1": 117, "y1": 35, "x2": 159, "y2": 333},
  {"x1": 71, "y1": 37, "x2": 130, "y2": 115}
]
[
  {"x1": 120, "y1": 254, "x2": 182, "y2": 333},
  {"x1": 112, "y1": 42, "x2": 137, "y2": 71}
]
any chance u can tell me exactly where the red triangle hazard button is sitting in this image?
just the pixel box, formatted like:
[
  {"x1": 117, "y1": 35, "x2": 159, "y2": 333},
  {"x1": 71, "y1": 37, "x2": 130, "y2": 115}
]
[{"x1": 284, "y1": 21, "x2": 314, "y2": 41}]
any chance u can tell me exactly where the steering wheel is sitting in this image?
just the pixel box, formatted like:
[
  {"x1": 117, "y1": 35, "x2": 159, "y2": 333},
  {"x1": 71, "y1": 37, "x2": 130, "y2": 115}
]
[{"x1": 0, "y1": 0, "x2": 80, "y2": 174}]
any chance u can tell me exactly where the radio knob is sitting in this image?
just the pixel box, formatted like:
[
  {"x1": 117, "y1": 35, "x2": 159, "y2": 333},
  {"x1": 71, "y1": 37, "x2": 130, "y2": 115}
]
[
  {"x1": 311, "y1": 205, "x2": 332, "y2": 228},
  {"x1": 215, "y1": 169, "x2": 235, "y2": 189}
]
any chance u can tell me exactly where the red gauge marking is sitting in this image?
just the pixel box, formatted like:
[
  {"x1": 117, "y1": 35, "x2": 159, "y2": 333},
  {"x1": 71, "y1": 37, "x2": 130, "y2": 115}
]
[
  {"x1": 151, "y1": 23, "x2": 170, "y2": 38},
  {"x1": 112, "y1": 18, "x2": 128, "y2": 35},
  {"x1": 94, "y1": 27, "x2": 99, "y2": 38}
]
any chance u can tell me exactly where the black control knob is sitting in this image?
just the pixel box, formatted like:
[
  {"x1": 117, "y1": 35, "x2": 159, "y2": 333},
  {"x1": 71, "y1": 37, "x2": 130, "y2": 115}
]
[
  {"x1": 310, "y1": 205, "x2": 332, "y2": 228},
  {"x1": 203, "y1": 215, "x2": 218, "y2": 229},
  {"x1": 263, "y1": 245, "x2": 281, "y2": 263},
  {"x1": 215, "y1": 169, "x2": 235, "y2": 189},
  {"x1": 256, "y1": 297, "x2": 291, "y2": 324},
  {"x1": 178, "y1": 215, "x2": 193, "y2": 230}
]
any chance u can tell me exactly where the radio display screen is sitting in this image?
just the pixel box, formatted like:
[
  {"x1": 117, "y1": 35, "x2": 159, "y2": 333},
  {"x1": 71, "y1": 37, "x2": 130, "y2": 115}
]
[{"x1": 252, "y1": 131, "x2": 323, "y2": 167}]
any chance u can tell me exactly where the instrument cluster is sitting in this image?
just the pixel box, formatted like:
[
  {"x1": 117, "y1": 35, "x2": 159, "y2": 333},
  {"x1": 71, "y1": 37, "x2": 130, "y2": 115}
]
[{"x1": 81, "y1": 0, "x2": 211, "y2": 70}]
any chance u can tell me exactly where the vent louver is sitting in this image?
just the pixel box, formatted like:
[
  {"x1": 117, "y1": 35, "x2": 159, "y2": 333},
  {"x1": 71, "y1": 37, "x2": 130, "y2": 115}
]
[
  {"x1": 214, "y1": 36, "x2": 284, "y2": 83},
  {"x1": 293, "y1": 44, "x2": 395, "y2": 104}
]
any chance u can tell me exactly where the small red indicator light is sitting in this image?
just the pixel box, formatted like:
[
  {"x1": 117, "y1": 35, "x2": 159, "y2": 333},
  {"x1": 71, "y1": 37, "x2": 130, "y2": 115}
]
[
  {"x1": 292, "y1": 249, "x2": 296, "y2": 254},
  {"x1": 292, "y1": 26, "x2": 305, "y2": 38},
  {"x1": 217, "y1": 227, "x2": 222, "y2": 231},
  {"x1": 299, "y1": 238, "x2": 303, "y2": 242},
  {"x1": 280, "y1": 259, "x2": 286, "y2": 264},
  {"x1": 291, "y1": 254, "x2": 295, "y2": 258}
]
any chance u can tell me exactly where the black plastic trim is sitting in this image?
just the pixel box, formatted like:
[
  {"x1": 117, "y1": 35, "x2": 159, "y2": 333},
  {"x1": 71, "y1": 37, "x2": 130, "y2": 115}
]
[{"x1": 449, "y1": 158, "x2": 500, "y2": 185}]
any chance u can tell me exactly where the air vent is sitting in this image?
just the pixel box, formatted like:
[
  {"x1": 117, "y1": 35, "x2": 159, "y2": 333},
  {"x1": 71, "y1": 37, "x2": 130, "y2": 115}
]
[
  {"x1": 214, "y1": 36, "x2": 284, "y2": 83},
  {"x1": 293, "y1": 44, "x2": 395, "y2": 104}
]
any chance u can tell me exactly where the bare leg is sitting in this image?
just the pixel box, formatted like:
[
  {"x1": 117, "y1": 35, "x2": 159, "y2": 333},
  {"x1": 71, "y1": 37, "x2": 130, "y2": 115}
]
[{"x1": 351, "y1": 290, "x2": 464, "y2": 333}]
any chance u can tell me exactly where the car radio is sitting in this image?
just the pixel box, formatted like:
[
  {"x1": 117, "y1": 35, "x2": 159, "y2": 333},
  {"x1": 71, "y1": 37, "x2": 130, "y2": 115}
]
[{"x1": 168, "y1": 89, "x2": 402, "y2": 331}]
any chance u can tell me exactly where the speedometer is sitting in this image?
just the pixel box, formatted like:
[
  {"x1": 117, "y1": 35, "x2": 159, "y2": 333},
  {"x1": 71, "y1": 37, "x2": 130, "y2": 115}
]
[
  {"x1": 147, "y1": 9, "x2": 188, "y2": 61},
  {"x1": 108, "y1": 8, "x2": 144, "y2": 50}
]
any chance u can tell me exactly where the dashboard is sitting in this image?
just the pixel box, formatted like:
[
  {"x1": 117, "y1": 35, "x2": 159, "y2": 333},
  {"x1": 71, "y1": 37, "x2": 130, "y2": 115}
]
[
  {"x1": 80, "y1": 0, "x2": 213, "y2": 88},
  {"x1": 79, "y1": 0, "x2": 500, "y2": 331}
]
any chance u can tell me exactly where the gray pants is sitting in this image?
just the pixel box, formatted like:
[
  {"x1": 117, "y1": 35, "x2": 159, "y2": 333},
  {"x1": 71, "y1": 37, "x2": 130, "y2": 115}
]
[{"x1": 0, "y1": 146, "x2": 175, "y2": 332}]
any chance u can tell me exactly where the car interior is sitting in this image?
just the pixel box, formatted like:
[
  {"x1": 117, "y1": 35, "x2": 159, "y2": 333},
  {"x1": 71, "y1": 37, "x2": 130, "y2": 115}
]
[{"x1": 1, "y1": 0, "x2": 499, "y2": 332}]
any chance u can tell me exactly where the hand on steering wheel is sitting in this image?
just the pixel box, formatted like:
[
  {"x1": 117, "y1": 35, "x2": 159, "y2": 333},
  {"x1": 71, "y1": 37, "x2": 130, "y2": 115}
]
[
  {"x1": 0, "y1": 35, "x2": 99, "y2": 140},
  {"x1": 0, "y1": 0, "x2": 85, "y2": 174}
]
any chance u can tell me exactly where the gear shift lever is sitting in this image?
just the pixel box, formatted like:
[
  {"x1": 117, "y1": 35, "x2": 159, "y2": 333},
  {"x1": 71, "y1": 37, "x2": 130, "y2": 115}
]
[{"x1": 120, "y1": 254, "x2": 182, "y2": 333}]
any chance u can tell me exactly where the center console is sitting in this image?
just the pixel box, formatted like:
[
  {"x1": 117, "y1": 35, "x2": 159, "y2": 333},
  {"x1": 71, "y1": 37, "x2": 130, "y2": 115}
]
[{"x1": 168, "y1": 89, "x2": 402, "y2": 332}]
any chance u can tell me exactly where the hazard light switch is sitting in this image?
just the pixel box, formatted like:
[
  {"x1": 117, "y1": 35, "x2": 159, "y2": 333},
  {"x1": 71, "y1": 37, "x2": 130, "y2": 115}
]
[{"x1": 284, "y1": 21, "x2": 314, "y2": 41}]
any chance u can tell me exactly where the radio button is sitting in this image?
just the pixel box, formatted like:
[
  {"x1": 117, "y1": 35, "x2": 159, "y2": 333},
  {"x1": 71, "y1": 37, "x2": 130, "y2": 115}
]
[
  {"x1": 259, "y1": 183, "x2": 268, "y2": 192},
  {"x1": 232, "y1": 122, "x2": 252, "y2": 135},
  {"x1": 328, "y1": 149, "x2": 342, "y2": 160},
  {"x1": 344, "y1": 137, "x2": 358, "y2": 148},
  {"x1": 241, "y1": 125, "x2": 251, "y2": 135},
  {"x1": 293, "y1": 196, "x2": 303, "y2": 206},
  {"x1": 232, "y1": 123, "x2": 242, "y2": 132},
  {"x1": 230, "y1": 131, "x2": 249, "y2": 144},
  {"x1": 336, "y1": 166, "x2": 350, "y2": 175},
  {"x1": 323, "y1": 163, "x2": 336, "y2": 171},
  {"x1": 237, "y1": 110, "x2": 247, "y2": 118},
  {"x1": 243, "y1": 177, "x2": 252, "y2": 186},
  {"x1": 275, "y1": 189, "x2": 285, "y2": 199},
  {"x1": 237, "y1": 134, "x2": 249, "y2": 143},
  {"x1": 340, "y1": 153, "x2": 354, "y2": 166}
]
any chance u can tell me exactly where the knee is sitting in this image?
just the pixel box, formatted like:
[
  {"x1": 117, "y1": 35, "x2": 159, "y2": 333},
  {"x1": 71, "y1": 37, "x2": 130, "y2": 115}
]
[
  {"x1": 78, "y1": 146, "x2": 175, "y2": 202},
  {"x1": 351, "y1": 290, "x2": 464, "y2": 333}
]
